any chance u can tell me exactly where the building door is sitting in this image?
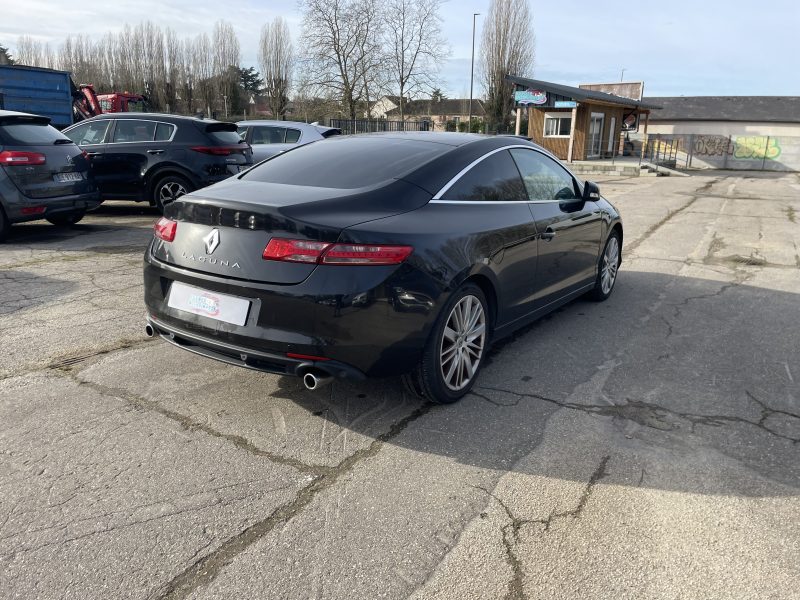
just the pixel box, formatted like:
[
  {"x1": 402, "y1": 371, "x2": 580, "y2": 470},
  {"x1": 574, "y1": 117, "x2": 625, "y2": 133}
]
[
  {"x1": 588, "y1": 112, "x2": 604, "y2": 157},
  {"x1": 607, "y1": 117, "x2": 616, "y2": 154}
]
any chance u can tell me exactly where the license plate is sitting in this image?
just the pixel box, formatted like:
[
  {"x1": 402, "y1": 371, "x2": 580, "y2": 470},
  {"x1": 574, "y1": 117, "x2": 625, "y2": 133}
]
[
  {"x1": 167, "y1": 282, "x2": 251, "y2": 326},
  {"x1": 54, "y1": 172, "x2": 84, "y2": 183}
]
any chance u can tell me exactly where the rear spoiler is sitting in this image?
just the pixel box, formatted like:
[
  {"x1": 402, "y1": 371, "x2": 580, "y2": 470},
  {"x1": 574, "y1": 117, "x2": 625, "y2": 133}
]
[
  {"x1": 0, "y1": 114, "x2": 51, "y2": 126},
  {"x1": 200, "y1": 121, "x2": 239, "y2": 133},
  {"x1": 318, "y1": 127, "x2": 342, "y2": 138}
]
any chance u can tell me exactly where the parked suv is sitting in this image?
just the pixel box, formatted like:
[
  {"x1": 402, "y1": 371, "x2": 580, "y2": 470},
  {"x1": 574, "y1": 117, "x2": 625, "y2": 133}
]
[
  {"x1": 63, "y1": 114, "x2": 252, "y2": 210},
  {"x1": 0, "y1": 110, "x2": 100, "y2": 241},
  {"x1": 236, "y1": 120, "x2": 340, "y2": 162}
]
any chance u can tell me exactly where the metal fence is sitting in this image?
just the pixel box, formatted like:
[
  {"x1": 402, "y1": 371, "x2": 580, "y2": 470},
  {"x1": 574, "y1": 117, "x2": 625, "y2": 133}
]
[
  {"x1": 636, "y1": 133, "x2": 799, "y2": 172},
  {"x1": 329, "y1": 118, "x2": 432, "y2": 134}
]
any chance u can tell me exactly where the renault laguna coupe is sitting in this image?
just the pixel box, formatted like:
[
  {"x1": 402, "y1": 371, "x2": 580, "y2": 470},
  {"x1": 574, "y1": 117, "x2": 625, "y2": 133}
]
[{"x1": 143, "y1": 133, "x2": 622, "y2": 404}]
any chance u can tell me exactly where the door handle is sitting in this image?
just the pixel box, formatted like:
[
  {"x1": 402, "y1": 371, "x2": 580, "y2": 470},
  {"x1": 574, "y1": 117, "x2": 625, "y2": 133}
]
[
  {"x1": 147, "y1": 149, "x2": 165, "y2": 155},
  {"x1": 540, "y1": 228, "x2": 556, "y2": 241},
  {"x1": 85, "y1": 152, "x2": 101, "y2": 157}
]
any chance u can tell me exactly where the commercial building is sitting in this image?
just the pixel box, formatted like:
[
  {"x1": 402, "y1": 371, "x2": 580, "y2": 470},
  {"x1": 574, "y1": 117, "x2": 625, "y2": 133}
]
[{"x1": 506, "y1": 75, "x2": 661, "y2": 162}]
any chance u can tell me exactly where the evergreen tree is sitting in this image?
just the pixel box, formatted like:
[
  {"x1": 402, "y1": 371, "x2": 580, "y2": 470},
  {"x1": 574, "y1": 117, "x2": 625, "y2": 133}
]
[{"x1": 0, "y1": 44, "x2": 15, "y2": 65}]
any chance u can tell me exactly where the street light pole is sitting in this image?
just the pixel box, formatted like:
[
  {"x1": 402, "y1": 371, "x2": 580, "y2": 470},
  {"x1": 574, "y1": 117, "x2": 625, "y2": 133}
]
[
  {"x1": 468, "y1": 12, "x2": 480, "y2": 131},
  {"x1": 620, "y1": 68, "x2": 626, "y2": 82}
]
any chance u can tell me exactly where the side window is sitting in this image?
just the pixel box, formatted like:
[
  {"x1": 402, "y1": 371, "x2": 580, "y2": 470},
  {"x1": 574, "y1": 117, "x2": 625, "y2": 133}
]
[
  {"x1": 237, "y1": 126, "x2": 249, "y2": 141},
  {"x1": 443, "y1": 150, "x2": 527, "y2": 202},
  {"x1": 252, "y1": 126, "x2": 287, "y2": 145},
  {"x1": 155, "y1": 122, "x2": 175, "y2": 142},
  {"x1": 112, "y1": 120, "x2": 156, "y2": 143},
  {"x1": 285, "y1": 128, "x2": 301, "y2": 143},
  {"x1": 65, "y1": 121, "x2": 110, "y2": 146},
  {"x1": 509, "y1": 148, "x2": 578, "y2": 201}
]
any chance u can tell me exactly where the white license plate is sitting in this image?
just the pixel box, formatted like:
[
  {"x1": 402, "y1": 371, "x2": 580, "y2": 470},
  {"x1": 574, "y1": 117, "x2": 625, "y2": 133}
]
[
  {"x1": 167, "y1": 282, "x2": 251, "y2": 326},
  {"x1": 54, "y1": 172, "x2": 84, "y2": 183}
]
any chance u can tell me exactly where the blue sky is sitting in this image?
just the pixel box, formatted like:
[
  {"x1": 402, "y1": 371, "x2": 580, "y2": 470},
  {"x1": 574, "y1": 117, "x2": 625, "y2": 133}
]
[{"x1": 2, "y1": 0, "x2": 798, "y2": 98}]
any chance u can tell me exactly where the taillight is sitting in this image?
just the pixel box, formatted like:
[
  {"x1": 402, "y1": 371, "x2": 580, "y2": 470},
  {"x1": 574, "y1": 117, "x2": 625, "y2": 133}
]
[
  {"x1": 262, "y1": 239, "x2": 329, "y2": 263},
  {"x1": 191, "y1": 146, "x2": 242, "y2": 156},
  {"x1": 322, "y1": 244, "x2": 413, "y2": 265},
  {"x1": 154, "y1": 217, "x2": 177, "y2": 242},
  {"x1": 263, "y1": 238, "x2": 413, "y2": 266},
  {"x1": 0, "y1": 150, "x2": 46, "y2": 166}
]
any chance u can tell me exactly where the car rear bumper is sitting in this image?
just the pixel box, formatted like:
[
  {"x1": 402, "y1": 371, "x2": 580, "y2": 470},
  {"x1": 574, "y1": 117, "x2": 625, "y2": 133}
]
[
  {"x1": 143, "y1": 248, "x2": 441, "y2": 378},
  {"x1": 4, "y1": 190, "x2": 102, "y2": 223}
]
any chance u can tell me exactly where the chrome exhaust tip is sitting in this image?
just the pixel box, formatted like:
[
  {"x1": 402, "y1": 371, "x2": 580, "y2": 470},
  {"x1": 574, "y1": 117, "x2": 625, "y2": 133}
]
[
  {"x1": 302, "y1": 371, "x2": 332, "y2": 391},
  {"x1": 144, "y1": 324, "x2": 155, "y2": 338}
]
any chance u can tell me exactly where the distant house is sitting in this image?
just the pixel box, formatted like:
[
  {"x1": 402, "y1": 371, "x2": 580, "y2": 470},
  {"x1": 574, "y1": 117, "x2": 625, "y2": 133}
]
[
  {"x1": 642, "y1": 96, "x2": 800, "y2": 136},
  {"x1": 369, "y1": 96, "x2": 411, "y2": 119},
  {"x1": 384, "y1": 98, "x2": 486, "y2": 131}
]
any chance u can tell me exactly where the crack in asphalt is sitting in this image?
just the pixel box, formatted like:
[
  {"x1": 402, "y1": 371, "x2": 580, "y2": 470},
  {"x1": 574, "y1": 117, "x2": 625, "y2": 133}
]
[
  {"x1": 150, "y1": 401, "x2": 434, "y2": 600},
  {"x1": 66, "y1": 372, "x2": 328, "y2": 478},
  {"x1": 0, "y1": 338, "x2": 156, "y2": 383},
  {"x1": 474, "y1": 456, "x2": 610, "y2": 600},
  {"x1": 625, "y1": 179, "x2": 720, "y2": 255},
  {"x1": 471, "y1": 387, "x2": 800, "y2": 443}
]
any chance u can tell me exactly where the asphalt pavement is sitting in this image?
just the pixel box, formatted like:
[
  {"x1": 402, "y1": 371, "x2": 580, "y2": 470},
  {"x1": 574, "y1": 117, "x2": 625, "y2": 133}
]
[{"x1": 1, "y1": 172, "x2": 799, "y2": 599}]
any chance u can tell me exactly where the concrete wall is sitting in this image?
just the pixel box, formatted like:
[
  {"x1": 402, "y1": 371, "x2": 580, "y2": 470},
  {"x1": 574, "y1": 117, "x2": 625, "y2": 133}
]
[
  {"x1": 645, "y1": 132, "x2": 800, "y2": 171},
  {"x1": 647, "y1": 120, "x2": 800, "y2": 137}
]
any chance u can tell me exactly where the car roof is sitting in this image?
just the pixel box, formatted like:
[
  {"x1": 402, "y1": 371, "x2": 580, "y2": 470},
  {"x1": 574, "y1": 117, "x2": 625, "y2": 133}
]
[
  {"x1": 79, "y1": 113, "x2": 220, "y2": 123},
  {"x1": 0, "y1": 109, "x2": 52, "y2": 125},
  {"x1": 237, "y1": 119, "x2": 320, "y2": 130}
]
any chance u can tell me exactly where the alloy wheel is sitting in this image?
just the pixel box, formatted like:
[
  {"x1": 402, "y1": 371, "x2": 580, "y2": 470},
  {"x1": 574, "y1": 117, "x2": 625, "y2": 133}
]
[
  {"x1": 159, "y1": 181, "x2": 187, "y2": 205},
  {"x1": 601, "y1": 236, "x2": 620, "y2": 294},
  {"x1": 439, "y1": 294, "x2": 486, "y2": 391}
]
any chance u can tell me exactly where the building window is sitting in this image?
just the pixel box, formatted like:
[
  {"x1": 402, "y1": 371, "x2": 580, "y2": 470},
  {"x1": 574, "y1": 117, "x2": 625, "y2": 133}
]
[
  {"x1": 544, "y1": 112, "x2": 572, "y2": 137},
  {"x1": 453, "y1": 116, "x2": 460, "y2": 124}
]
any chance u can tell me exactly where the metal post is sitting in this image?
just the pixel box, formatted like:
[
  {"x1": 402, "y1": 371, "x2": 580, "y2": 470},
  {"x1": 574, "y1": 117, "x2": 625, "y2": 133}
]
[
  {"x1": 761, "y1": 136, "x2": 769, "y2": 171},
  {"x1": 567, "y1": 105, "x2": 578, "y2": 163},
  {"x1": 468, "y1": 13, "x2": 480, "y2": 128}
]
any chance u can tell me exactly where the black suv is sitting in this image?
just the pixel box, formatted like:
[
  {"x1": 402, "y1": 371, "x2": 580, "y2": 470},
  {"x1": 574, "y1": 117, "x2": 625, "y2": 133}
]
[
  {"x1": 63, "y1": 114, "x2": 252, "y2": 210},
  {"x1": 0, "y1": 110, "x2": 100, "y2": 241}
]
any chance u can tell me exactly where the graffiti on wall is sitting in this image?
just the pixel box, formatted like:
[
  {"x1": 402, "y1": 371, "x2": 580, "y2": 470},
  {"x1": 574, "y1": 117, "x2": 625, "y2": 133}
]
[
  {"x1": 733, "y1": 136, "x2": 781, "y2": 160},
  {"x1": 693, "y1": 135, "x2": 781, "y2": 160},
  {"x1": 693, "y1": 136, "x2": 731, "y2": 156}
]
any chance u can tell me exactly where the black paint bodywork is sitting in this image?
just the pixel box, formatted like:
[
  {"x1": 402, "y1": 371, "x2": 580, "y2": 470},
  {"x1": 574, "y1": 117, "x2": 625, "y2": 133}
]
[
  {"x1": 63, "y1": 113, "x2": 252, "y2": 203},
  {"x1": 143, "y1": 133, "x2": 621, "y2": 380}
]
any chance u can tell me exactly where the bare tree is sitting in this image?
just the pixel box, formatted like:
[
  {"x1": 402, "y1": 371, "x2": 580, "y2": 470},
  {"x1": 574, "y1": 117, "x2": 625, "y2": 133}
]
[
  {"x1": 382, "y1": 0, "x2": 449, "y2": 122},
  {"x1": 258, "y1": 17, "x2": 293, "y2": 120},
  {"x1": 299, "y1": 0, "x2": 383, "y2": 120},
  {"x1": 480, "y1": 0, "x2": 535, "y2": 129},
  {"x1": 212, "y1": 21, "x2": 240, "y2": 116}
]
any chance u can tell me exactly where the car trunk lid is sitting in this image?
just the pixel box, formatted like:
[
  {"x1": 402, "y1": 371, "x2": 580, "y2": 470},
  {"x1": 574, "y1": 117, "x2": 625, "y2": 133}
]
[{"x1": 152, "y1": 177, "x2": 429, "y2": 285}]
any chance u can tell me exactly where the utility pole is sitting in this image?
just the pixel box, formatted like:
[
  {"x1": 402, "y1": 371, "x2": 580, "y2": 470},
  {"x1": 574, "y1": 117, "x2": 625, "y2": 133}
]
[
  {"x1": 620, "y1": 68, "x2": 626, "y2": 82},
  {"x1": 223, "y1": 94, "x2": 228, "y2": 118},
  {"x1": 468, "y1": 13, "x2": 480, "y2": 130}
]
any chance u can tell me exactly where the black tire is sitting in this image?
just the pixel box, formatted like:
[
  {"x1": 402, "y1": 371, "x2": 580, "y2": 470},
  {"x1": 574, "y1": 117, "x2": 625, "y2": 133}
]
[
  {"x1": 403, "y1": 283, "x2": 490, "y2": 404},
  {"x1": 589, "y1": 231, "x2": 621, "y2": 301},
  {"x1": 46, "y1": 211, "x2": 85, "y2": 227},
  {"x1": 0, "y1": 206, "x2": 10, "y2": 242},
  {"x1": 153, "y1": 174, "x2": 193, "y2": 212}
]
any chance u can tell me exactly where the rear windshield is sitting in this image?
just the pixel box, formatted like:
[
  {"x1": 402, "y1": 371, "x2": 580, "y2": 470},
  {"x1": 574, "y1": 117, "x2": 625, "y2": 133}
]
[
  {"x1": 207, "y1": 130, "x2": 244, "y2": 145},
  {"x1": 0, "y1": 122, "x2": 71, "y2": 146},
  {"x1": 242, "y1": 136, "x2": 447, "y2": 189}
]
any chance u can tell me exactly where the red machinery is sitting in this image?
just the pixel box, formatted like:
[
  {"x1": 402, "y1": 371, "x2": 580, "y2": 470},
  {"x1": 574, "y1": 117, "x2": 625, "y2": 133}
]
[{"x1": 71, "y1": 83, "x2": 149, "y2": 121}]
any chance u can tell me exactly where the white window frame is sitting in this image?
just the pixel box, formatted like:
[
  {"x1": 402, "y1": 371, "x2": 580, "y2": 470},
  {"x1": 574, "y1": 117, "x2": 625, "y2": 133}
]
[{"x1": 543, "y1": 112, "x2": 572, "y2": 138}]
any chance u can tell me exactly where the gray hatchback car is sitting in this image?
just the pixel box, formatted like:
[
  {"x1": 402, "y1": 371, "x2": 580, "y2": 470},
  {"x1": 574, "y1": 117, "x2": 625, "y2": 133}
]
[
  {"x1": 236, "y1": 120, "x2": 340, "y2": 163},
  {"x1": 0, "y1": 110, "x2": 100, "y2": 241}
]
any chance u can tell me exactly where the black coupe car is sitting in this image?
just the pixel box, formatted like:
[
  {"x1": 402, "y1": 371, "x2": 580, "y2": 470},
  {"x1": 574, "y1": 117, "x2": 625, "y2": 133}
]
[{"x1": 143, "y1": 133, "x2": 622, "y2": 403}]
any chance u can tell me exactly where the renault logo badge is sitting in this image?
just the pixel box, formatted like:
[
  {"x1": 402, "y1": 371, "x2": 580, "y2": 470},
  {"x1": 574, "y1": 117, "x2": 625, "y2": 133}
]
[{"x1": 203, "y1": 229, "x2": 220, "y2": 255}]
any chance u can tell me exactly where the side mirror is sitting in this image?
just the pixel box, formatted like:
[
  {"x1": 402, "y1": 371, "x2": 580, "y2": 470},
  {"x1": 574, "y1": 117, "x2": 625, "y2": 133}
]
[{"x1": 583, "y1": 181, "x2": 601, "y2": 201}]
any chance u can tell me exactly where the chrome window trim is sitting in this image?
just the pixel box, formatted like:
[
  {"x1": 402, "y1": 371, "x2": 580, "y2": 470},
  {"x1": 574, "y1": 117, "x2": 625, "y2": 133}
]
[
  {"x1": 107, "y1": 119, "x2": 177, "y2": 145},
  {"x1": 430, "y1": 199, "x2": 559, "y2": 205},
  {"x1": 432, "y1": 144, "x2": 580, "y2": 202}
]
